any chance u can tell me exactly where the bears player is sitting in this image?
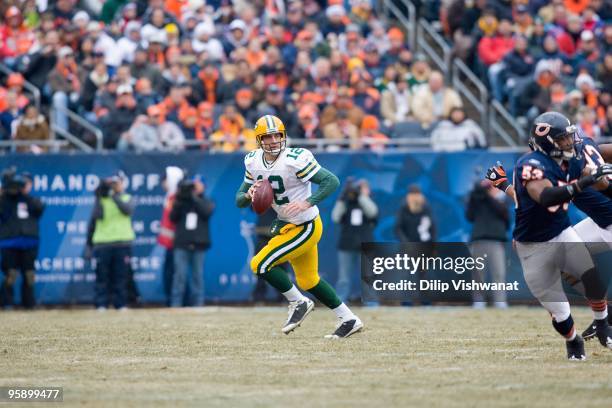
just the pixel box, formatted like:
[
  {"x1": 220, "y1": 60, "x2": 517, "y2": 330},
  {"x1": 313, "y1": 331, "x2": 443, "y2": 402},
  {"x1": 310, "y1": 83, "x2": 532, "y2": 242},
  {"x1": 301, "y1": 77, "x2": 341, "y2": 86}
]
[
  {"x1": 235, "y1": 115, "x2": 363, "y2": 338},
  {"x1": 488, "y1": 112, "x2": 612, "y2": 360},
  {"x1": 487, "y1": 123, "x2": 612, "y2": 343}
]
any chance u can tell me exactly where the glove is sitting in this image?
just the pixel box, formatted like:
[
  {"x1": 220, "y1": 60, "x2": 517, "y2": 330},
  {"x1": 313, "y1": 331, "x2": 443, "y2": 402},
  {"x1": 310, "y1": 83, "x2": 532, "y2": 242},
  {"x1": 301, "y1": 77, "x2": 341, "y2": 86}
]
[
  {"x1": 592, "y1": 163, "x2": 612, "y2": 181},
  {"x1": 486, "y1": 162, "x2": 510, "y2": 192}
]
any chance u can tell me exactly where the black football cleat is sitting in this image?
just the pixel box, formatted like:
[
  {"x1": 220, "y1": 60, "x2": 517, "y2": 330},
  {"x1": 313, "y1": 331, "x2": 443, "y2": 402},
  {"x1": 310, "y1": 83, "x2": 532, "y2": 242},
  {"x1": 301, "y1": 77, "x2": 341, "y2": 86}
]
[
  {"x1": 282, "y1": 298, "x2": 314, "y2": 334},
  {"x1": 582, "y1": 321, "x2": 597, "y2": 341},
  {"x1": 325, "y1": 318, "x2": 364, "y2": 339},
  {"x1": 595, "y1": 321, "x2": 612, "y2": 350},
  {"x1": 582, "y1": 313, "x2": 612, "y2": 341},
  {"x1": 566, "y1": 335, "x2": 586, "y2": 361}
]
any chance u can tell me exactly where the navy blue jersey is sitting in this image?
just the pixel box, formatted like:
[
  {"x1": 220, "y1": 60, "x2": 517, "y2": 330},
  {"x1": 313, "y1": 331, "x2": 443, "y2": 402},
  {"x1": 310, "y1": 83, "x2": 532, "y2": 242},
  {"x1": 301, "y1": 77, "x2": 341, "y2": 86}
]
[
  {"x1": 513, "y1": 151, "x2": 572, "y2": 242},
  {"x1": 569, "y1": 137, "x2": 612, "y2": 229}
]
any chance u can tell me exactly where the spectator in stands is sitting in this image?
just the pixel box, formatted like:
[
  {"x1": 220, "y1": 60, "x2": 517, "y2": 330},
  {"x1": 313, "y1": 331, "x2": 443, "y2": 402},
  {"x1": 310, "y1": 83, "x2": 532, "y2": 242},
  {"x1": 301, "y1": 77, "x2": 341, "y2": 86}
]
[
  {"x1": 492, "y1": 35, "x2": 535, "y2": 102},
  {"x1": 234, "y1": 88, "x2": 257, "y2": 126},
  {"x1": 256, "y1": 84, "x2": 296, "y2": 131},
  {"x1": 178, "y1": 105, "x2": 204, "y2": 148},
  {"x1": 295, "y1": 103, "x2": 322, "y2": 142},
  {"x1": 0, "y1": 73, "x2": 30, "y2": 113},
  {"x1": 23, "y1": 30, "x2": 60, "y2": 91},
  {"x1": 196, "y1": 101, "x2": 216, "y2": 139},
  {"x1": 572, "y1": 30, "x2": 601, "y2": 76},
  {"x1": 466, "y1": 179, "x2": 510, "y2": 309},
  {"x1": 87, "y1": 174, "x2": 135, "y2": 311},
  {"x1": 209, "y1": 103, "x2": 254, "y2": 152},
  {"x1": 554, "y1": 13, "x2": 582, "y2": 58},
  {"x1": 577, "y1": 106, "x2": 602, "y2": 141},
  {"x1": 320, "y1": 86, "x2": 364, "y2": 129},
  {"x1": 360, "y1": 115, "x2": 388, "y2": 151},
  {"x1": 170, "y1": 176, "x2": 214, "y2": 307},
  {"x1": 131, "y1": 46, "x2": 163, "y2": 88},
  {"x1": 323, "y1": 110, "x2": 359, "y2": 149},
  {"x1": 431, "y1": 107, "x2": 487, "y2": 152},
  {"x1": 575, "y1": 73, "x2": 598, "y2": 109},
  {"x1": 120, "y1": 103, "x2": 184, "y2": 152},
  {"x1": 406, "y1": 54, "x2": 431, "y2": 93},
  {"x1": 134, "y1": 77, "x2": 161, "y2": 113},
  {"x1": 0, "y1": 170, "x2": 44, "y2": 309},
  {"x1": 80, "y1": 62, "x2": 109, "y2": 116},
  {"x1": 192, "y1": 21, "x2": 224, "y2": 61},
  {"x1": 412, "y1": 71, "x2": 463, "y2": 128},
  {"x1": 535, "y1": 35, "x2": 570, "y2": 78},
  {"x1": 100, "y1": 84, "x2": 139, "y2": 149},
  {"x1": 561, "y1": 89, "x2": 584, "y2": 122},
  {"x1": 480, "y1": 17, "x2": 515, "y2": 90},
  {"x1": 14, "y1": 104, "x2": 50, "y2": 153},
  {"x1": 0, "y1": 90, "x2": 21, "y2": 139},
  {"x1": 381, "y1": 73, "x2": 413, "y2": 127},
  {"x1": 117, "y1": 21, "x2": 142, "y2": 64},
  {"x1": 0, "y1": 6, "x2": 35, "y2": 61},
  {"x1": 515, "y1": 60, "x2": 555, "y2": 120},
  {"x1": 49, "y1": 46, "x2": 82, "y2": 133},
  {"x1": 332, "y1": 178, "x2": 378, "y2": 304},
  {"x1": 222, "y1": 19, "x2": 248, "y2": 56}
]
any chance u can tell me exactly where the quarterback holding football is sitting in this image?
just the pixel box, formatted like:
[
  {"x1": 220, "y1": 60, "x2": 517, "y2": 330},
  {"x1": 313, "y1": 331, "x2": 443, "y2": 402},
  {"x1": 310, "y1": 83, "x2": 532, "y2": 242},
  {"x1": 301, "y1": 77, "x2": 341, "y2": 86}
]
[{"x1": 235, "y1": 114, "x2": 363, "y2": 338}]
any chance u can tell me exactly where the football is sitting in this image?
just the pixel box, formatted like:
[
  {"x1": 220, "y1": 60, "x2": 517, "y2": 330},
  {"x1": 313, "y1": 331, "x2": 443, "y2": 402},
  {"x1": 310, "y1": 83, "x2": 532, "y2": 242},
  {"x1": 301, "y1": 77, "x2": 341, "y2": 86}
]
[{"x1": 252, "y1": 179, "x2": 274, "y2": 214}]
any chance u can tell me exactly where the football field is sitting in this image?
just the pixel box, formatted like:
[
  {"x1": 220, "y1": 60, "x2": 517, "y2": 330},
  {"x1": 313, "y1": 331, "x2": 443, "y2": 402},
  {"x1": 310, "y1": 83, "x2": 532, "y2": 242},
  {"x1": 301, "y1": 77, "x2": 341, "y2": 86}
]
[{"x1": 2, "y1": 306, "x2": 612, "y2": 407}]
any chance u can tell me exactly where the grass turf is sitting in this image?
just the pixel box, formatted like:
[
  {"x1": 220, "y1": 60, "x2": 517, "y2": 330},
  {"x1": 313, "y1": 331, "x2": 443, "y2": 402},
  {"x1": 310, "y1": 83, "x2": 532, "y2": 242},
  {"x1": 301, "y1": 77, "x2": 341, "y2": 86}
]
[{"x1": 1, "y1": 306, "x2": 611, "y2": 407}]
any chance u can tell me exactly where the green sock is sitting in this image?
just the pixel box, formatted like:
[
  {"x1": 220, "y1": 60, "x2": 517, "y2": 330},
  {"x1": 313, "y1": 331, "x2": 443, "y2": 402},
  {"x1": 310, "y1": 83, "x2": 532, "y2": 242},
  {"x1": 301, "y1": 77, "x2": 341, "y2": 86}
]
[
  {"x1": 263, "y1": 266, "x2": 293, "y2": 293},
  {"x1": 308, "y1": 279, "x2": 342, "y2": 309}
]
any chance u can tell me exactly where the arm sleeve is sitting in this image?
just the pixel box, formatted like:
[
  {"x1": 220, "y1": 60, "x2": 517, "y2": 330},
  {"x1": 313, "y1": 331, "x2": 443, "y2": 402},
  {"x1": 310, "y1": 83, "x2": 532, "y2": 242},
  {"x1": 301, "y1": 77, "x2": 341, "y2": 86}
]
[
  {"x1": 306, "y1": 167, "x2": 340, "y2": 206},
  {"x1": 235, "y1": 182, "x2": 252, "y2": 208},
  {"x1": 538, "y1": 185, "x2": 574, "y2": 207},
  {"x1": 331, "y1": 200, "x2": 347, "y2": 223},
  {"x1": 113, "y1": 194, "x2": 135, "y2": 216},
  {"x1": 358, "y1": 194, "x2": 378, "y2": 218}
]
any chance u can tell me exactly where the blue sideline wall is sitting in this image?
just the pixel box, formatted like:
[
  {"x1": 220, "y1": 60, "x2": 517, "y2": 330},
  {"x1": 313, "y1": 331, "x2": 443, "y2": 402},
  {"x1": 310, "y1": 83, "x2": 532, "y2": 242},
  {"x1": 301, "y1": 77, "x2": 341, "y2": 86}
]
[{"x1": 0, "y1": 151, "x2": 596, "y2": 304}]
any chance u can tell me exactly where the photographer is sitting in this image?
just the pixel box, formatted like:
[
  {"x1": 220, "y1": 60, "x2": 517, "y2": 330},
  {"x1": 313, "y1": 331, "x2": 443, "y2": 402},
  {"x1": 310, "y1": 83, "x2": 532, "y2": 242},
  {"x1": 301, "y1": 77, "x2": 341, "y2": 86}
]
[
  {"x1": 86, "y1": 174, "x2": 135, "y2": 310},
  {"x1": 395, "y1": 184, "x2": 436, "y2": 305},
  {"x1": 466, "y1": 180, "x2": 510, "y2": 309},
  {"x1": 0, "y1": 169, "x2": 44, "y2": 309},
  {"x1": 332, "y1": 178, "x2": 378, "y2": 304},
  {"x1": 169, "y1": 177, "x2": 214, "y2": 307}
]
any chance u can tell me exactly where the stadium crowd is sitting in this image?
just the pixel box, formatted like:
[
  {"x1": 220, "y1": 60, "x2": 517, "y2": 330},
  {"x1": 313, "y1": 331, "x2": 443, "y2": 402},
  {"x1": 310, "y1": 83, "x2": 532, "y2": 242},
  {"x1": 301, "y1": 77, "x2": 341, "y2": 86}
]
[
  {"x1": 438, "y1": 0, "x2": 612, "y2": 139},
  {"x1": 0, "y1": 0, "x2": 488, "y2": 153},
  {"x1": 0, "y1": 0, "x2": 609, "y2": 153}
]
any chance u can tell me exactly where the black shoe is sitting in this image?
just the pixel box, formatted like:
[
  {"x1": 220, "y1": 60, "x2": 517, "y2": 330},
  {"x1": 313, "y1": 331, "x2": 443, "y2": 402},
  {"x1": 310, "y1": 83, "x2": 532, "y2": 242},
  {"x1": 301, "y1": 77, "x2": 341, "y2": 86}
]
[
  {"x1": 595, "y1": 320, "x2": 612, "y2": 350},
  {"x1": 566, "y1": 335, "x2": 586, "y2": 361},
  {"x1": 582, "y1": 320, "x2": 597, "y2": 341},
  {"x1": 324, "y1": 318, "x2": 364, "y2": 339},
  {"x1": 282, "y1": 298, "x2": 314, "y2": 334}
]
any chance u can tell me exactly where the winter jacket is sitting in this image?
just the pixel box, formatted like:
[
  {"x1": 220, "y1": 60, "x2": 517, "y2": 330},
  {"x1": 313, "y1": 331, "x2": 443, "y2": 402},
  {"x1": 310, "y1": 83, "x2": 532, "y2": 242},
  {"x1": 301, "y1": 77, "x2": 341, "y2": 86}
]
[
  {"x1": 478, "y1": 36, "x2": 515, "y2": 66},
  {"x1": 466, "y1": 184, "x2": 509, "y2": 242},
  {"x1": 14, "y1": 115, "x2": 50, "y2": 152},
  {"x1": 0, "y1": 192, "x2": 44, "y2": 242},
  {"x1": 395, "y1": 203, "x2": 436, "y2": 243},
  {"x1": 170, "y1": 188, "x2": 214, "y2": 251}
]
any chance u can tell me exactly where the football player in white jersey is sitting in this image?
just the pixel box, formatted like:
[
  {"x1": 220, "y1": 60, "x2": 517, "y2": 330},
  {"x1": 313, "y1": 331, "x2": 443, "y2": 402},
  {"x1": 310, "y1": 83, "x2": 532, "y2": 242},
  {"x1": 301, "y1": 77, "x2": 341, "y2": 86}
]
[{"x1": 235, "y1": 115, "x2": 363, "y2": 338}]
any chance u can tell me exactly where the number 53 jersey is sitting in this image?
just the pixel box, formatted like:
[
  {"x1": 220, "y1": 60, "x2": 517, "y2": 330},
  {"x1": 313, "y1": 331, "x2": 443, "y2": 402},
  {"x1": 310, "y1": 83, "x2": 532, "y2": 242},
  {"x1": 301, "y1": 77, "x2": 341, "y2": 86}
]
[
  {"x1": 243, "y1": 147, "x2": 321, "y2": 225},
  {"x1": 513, "y1": 150, "x2": 577, "y2": 242}
]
